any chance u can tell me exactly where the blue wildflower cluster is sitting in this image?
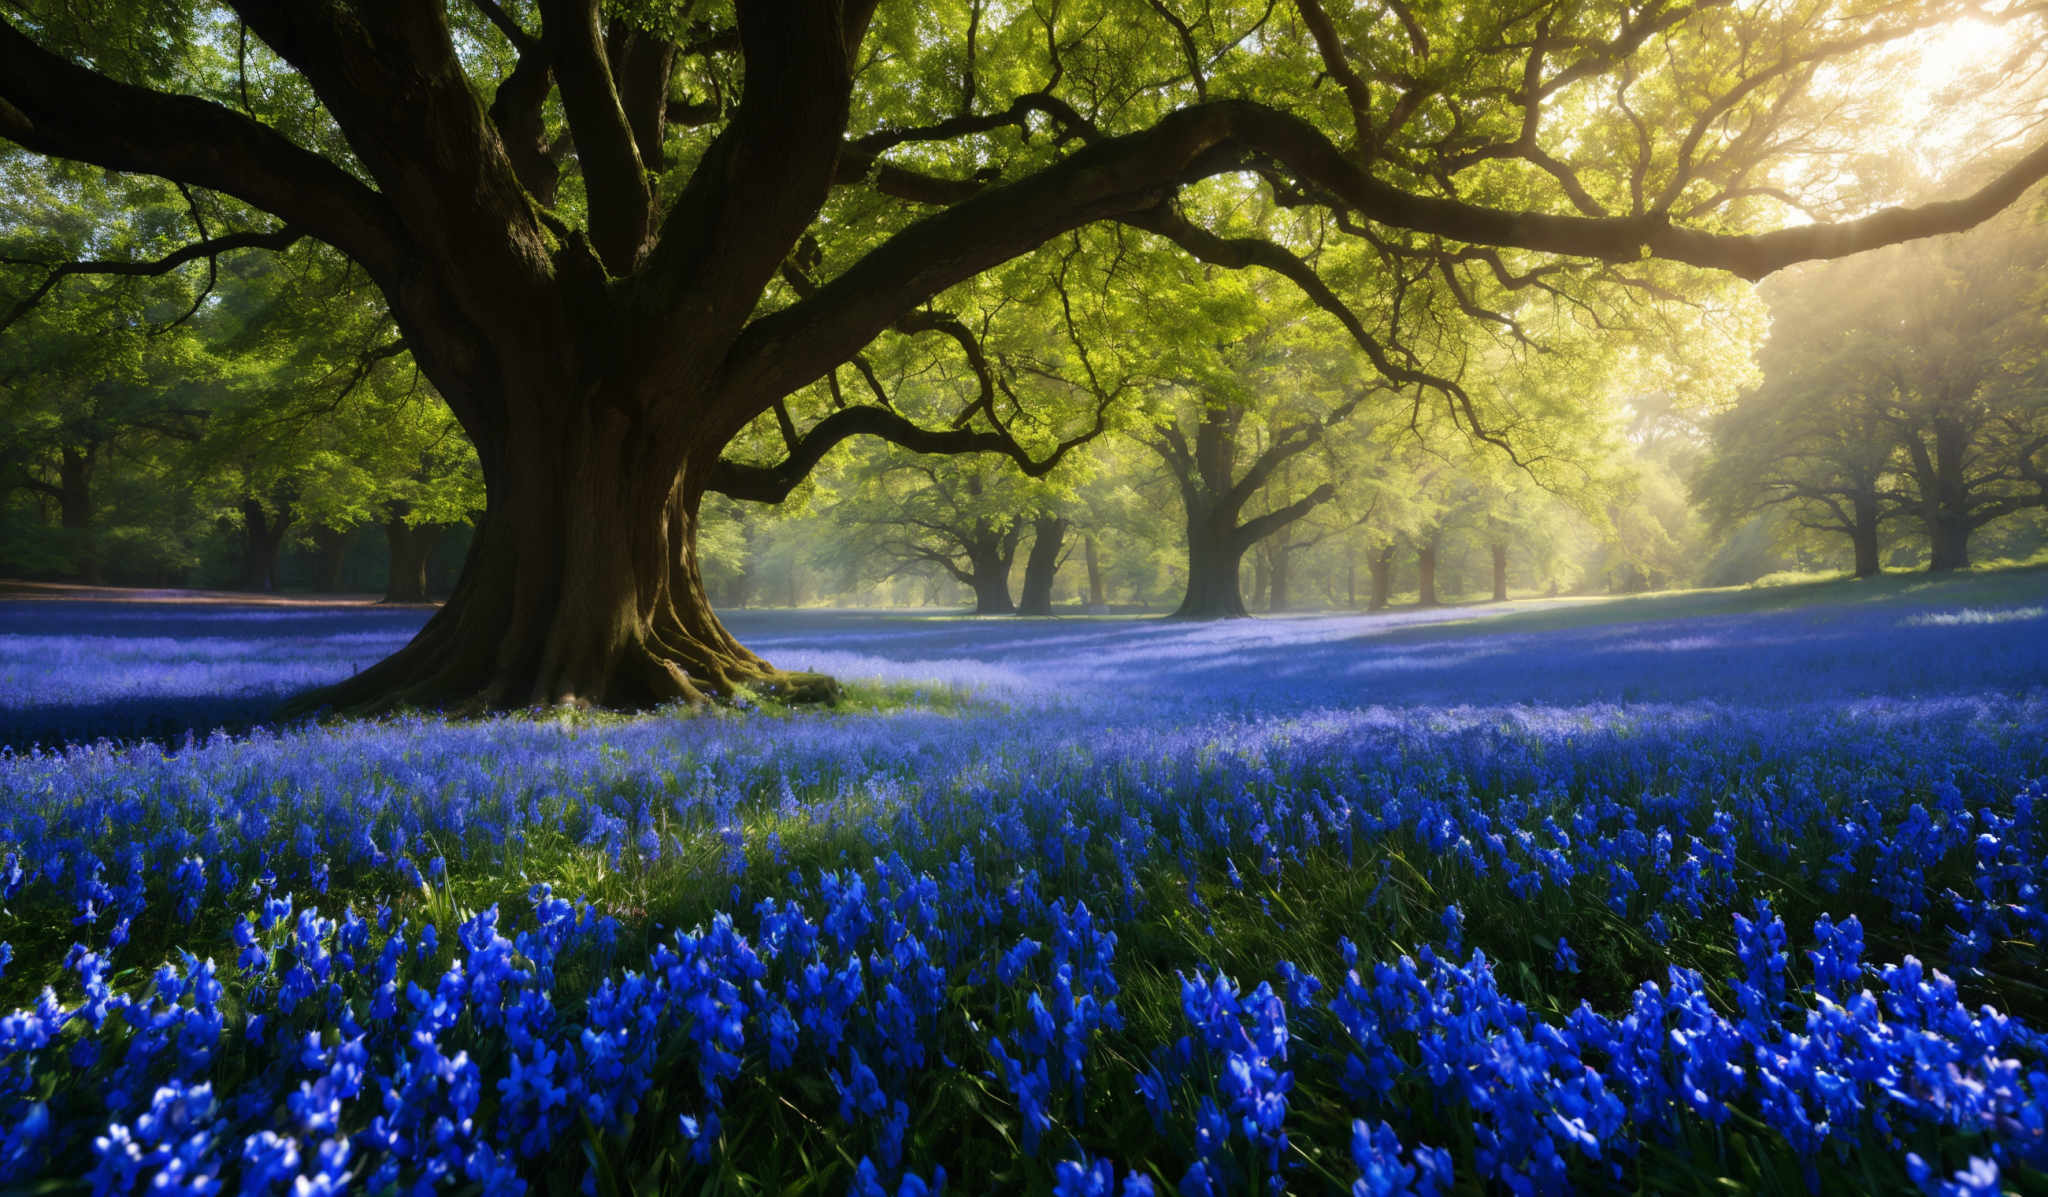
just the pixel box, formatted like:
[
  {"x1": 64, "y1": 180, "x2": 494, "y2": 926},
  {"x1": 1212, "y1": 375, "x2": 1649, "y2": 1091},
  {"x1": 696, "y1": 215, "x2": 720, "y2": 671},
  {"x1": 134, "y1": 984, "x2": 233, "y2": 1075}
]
[{"x1": 1, "y1": 589, "x2": 2045, "y2": 1191}]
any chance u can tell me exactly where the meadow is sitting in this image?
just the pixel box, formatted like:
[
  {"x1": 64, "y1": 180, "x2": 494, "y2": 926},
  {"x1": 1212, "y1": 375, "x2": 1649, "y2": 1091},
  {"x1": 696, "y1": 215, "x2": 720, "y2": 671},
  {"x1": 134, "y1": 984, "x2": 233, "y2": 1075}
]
[{"x1": 1, "y1": 573, "x2": 2045, "y2": 1195}]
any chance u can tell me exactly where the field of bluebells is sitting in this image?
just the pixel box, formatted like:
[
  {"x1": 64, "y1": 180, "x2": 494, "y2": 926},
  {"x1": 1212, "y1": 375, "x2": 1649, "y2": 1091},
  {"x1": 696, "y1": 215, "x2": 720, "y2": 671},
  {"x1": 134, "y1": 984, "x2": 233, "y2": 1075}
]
[{"x1": 2, "y1": 575, "x2": 2047, "y2": 1195}]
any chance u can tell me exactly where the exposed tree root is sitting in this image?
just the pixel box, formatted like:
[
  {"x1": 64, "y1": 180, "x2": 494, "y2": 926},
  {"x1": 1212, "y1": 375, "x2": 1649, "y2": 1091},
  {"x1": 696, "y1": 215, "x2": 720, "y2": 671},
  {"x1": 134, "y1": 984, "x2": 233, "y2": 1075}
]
[{"x1": 280, "y1": 589, "x2": 838, "y2": 722}]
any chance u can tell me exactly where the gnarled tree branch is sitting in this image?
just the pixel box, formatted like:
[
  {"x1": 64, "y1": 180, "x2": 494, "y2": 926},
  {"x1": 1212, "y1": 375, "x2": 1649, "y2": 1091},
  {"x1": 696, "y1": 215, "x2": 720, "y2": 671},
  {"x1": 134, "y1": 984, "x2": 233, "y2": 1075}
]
[
  {"x1": 1, "y1": 226, "x2": 304, "y2": 336},
  {"x1": 0, "y1": 18, "x2": 400, "y2": 282},
  {"x1": 707, "y1": 401, "x2": 1105, "y2": 503}
]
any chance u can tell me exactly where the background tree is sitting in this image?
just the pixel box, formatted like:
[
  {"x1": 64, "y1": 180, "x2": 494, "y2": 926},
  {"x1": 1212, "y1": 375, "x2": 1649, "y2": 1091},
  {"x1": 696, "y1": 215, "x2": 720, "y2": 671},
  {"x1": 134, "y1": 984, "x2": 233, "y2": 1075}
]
[
  {"x1": 1015, "y1": 509, "x2": 1073, "y2": 616},
  {"x1": 1872, "y1": 207, "x2": 2048, "y2": 570},
  {"x1": 180, "y1": 245, "x2": 479, "y2": 594},
  {"x1": 1694, "y1": 303, "x2": 1906, "y2": 578},
  {"x1": 0, "y1": 158, "x2": 214, "y2": 582},
  {"x1": 1064, "y1": 439, "x2": 1181, "y2": 610},
  {"x1": 836, "y1": 456, "x2": 1029, "y2": 614},
  {"x1": 1132, "y1": 265, "x2": 1392, "y2": 618},
  {"x1": 1698, "y1": 193, "x2": 2048, "y2": 573}
]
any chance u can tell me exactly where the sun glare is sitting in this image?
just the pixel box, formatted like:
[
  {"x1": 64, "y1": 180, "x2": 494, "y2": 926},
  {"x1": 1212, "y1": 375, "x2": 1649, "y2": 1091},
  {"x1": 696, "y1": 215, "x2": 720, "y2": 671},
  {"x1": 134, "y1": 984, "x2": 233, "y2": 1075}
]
[
  {"x1": 1780, "y1": 13, "x2": 2048, "y2": 215},
  {"x1": 1897, "y1": 17, "x2": 2045, "y2": 168}
]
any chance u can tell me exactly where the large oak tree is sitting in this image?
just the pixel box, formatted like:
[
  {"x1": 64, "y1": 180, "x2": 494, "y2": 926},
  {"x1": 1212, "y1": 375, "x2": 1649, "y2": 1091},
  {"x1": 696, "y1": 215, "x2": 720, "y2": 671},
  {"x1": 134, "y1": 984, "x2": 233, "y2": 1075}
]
[{"x1": 4, "y1": 0, "x2": 2046, "y2": 710}]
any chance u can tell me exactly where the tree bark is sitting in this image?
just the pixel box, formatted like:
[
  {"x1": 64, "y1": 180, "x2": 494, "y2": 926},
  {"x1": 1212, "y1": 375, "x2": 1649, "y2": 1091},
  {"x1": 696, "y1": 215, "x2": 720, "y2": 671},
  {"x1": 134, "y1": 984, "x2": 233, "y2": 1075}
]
[
  {"x1": 965, "y1": 520, "x2": 1018, "y2": 614},
  {"x1": 1850, "y1": 492, "x2": 1883, "y2": 578},
  {"x1": 1158, "y1": 407, "x2": 1336, "y2": 619},
  {"x1": 1017, "y1": 514, "x2": 1066, "y2": 616},
  {"x1": 1927, "y1": 513, "x2": 1971, "y2": 571},
  {"x1": 969, "y1": 561, "x2": 1015, "y2": 614},
  {"x1": 1268, "y1": 543, "x2": 1292, "y2": 612},
  {"x1": 1368, "y1": 544, "x2": 1395, "y2": 612},
  {"x1": 313, "y1": 526, "x2": 351, "y2": 593},
  {"x1": 1417, "y1": 534, "x2": 1440, "y2": 606},
  {"x1": 290, "y1": 427, "x2": 833, "y2": 715},
  {"x1": 57, "y1": 445, "x2": 98, "y2": 584},
  {"x1": 239, "y1": 499, "x2": 293, "y2": 592},
  {"x1": 1174, "y1": 505, "x2": 1250, "y2": 618},
  {"x1": 1924, "y1": 417, "x2": 1974, "y2": 572},
  {"x1": 1084, "y1": 534, "x2": 1106, "y2": 609},
  {"x1": 1490, "y1": 541, "x2": 1509, "y2": 602},
  {"x1": 382, "y1": 516, "x2": 445, "y2": 603},
  {"x1": 1250, "y1": 548, "x2": 1270, "y2": 611}
]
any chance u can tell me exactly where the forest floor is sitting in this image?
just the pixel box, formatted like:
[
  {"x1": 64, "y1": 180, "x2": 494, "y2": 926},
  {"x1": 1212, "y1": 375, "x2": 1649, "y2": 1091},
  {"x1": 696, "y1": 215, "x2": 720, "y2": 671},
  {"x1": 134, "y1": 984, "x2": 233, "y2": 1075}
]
[
  {"x1": 1, "y1": 567, "x2": 2045, "y2": 1193},
  {"x1": 0, "y1": 578, "x2": 430, "y2": 606}
]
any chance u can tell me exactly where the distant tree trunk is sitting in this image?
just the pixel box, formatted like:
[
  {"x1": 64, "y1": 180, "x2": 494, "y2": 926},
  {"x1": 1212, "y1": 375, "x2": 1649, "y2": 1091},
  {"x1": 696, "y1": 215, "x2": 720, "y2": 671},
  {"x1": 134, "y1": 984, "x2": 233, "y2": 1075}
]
[
  {"x1": 1154, "y1": 405, "x2": 1338, "y2": 619},
  {"x1": 1903, "y1": 414, "x2": 1979, "y2": 573},
  {"x1": 56, "y1": 445, "x2": 100, "y2": 584},
  {"x1": 1268, "y1": 544, "x2": 1292, "y2": 612},
  {"x1": 1250, "y1": 548, "x2": 1270, "y2": 611},
  {"x1": 1417, "y1": 534, "x2": 1440, "y2": 606},
  {"x1": 1345, "y1": 552, "x2": 1356, "y2": 608},
  {"x1": 1084, "y1": 535, "x2": 1106, "y2": 608},
  {"x1": 1490, "y1": 542, "x2": 1509, "y2": 602},
  {"x1": 240, "y1": 499, "x2": 293, "y2": 592},
  {"x1": 1368, "y1": 544, "x2": 1395, "y2": 611},
  {"x1": 313, "y1": 526, "x2": 351, "y2": 593},
  {"x1": 1927, "y1": 516, "x2": 1971, "y2": 571},
  {"x1": 1017, "y1": 515, "x2": 1067, "y2": 615},
  {"x1": 1174, "y1": 498, "x2": 1251, "y2": 618},
  {"x1": 1850, "y1": 492, "x2": 1883, "y2": 578},
  {"x1": 383, "y1": 516, "x2": 444, "y2": 602},
  {"x1": 1929, "y1": 417, "x2": 1973, "y2": 571},
  {"x1": 964, "y1": 520, "x2": 1019, "y2": 614},
  {"x1": 968, "y1": 555, "x2": 1014, "y2": 614}
]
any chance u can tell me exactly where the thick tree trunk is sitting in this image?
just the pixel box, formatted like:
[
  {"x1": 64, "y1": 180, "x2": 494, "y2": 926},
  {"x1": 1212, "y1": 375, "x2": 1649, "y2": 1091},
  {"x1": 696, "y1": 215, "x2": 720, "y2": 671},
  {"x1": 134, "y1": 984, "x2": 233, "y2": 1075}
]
[
  {"x1": 1490, "y1": 542, "x2": 1509, "y2": 602},
  {"x1": 1174, "y1": 513, "x2": 1249, "y2": 618},
  {"x1": 966, "y1": 532, "x2": 1016, "y2": 614},
  {"x1": 969, "y1": 564, "x2": 1014, "y2": 613},
  {"x1": 1927, "y1": 514, "x2": 1972, "y2": 571},
  {"x1": 285, "y1": 417, "x2": 832, "y2": 715},
  {"x1": 1850, "y1": 494, "x2": 1882, "y2": 578},
  {"x1": 1417, "y1": 535, "x2": 1440, "y2": 606},
  {"x1": 1922, "y1": 417, "x2": 1974, "y2": 573},
  {"x1": 1368, "y1": 545, "x2": 1395, "y2": 612},
  {"x1": 1158, "y1": 406, "x2": 1334, "y2": 618},
  {"x1": 1084, "y1": 535, "x2": 1106, "y2": 609},
  {"x1": 240, "y1": 499, "x2": 292, "y2": 592},
  {"x1": 382, "y1": 517, "x2": 444, "y2": 603},
  {"x1": 1017, "y1": 515, "x2": 1066, "y2": 616}
]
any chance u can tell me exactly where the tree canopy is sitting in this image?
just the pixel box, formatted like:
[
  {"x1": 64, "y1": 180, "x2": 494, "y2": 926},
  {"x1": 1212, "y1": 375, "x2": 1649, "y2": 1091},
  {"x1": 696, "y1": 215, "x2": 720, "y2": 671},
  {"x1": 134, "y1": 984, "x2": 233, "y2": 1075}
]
[{"x1": 1697, "y1": 192, "x2": 2048, "y2": 574}]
